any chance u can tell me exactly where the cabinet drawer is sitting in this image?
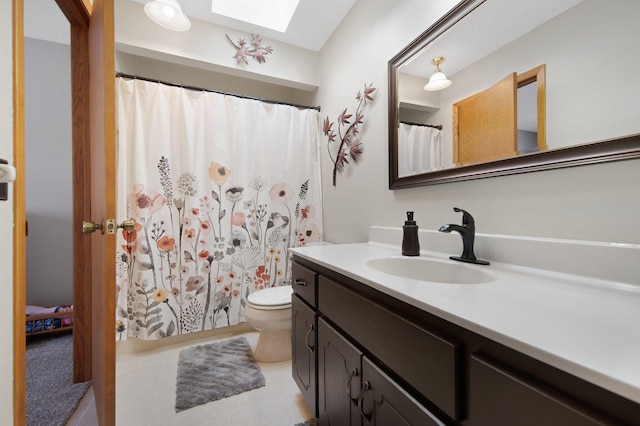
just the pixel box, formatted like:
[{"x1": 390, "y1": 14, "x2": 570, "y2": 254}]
[
  {"x1": 319, "y1": 276, "x2": 461, "y2": 421},
  {"x1": 292, "y1": 262, "x2": 317, "y2": 307},
  {"x1": 469, "y1": 354, "x2": 609, "y2": 425}
]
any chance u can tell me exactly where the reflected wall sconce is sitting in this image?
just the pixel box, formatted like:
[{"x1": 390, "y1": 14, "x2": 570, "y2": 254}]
[
  {"x1": 424, "y1": 57, "x2": 452, "y2": 91},
  {"x1": 144, "y1": 0, "x2": 191, "y2": 32}
]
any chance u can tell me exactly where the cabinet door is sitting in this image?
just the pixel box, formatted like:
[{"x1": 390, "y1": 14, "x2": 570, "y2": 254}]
[
  {"x1": 318, "y1": 319, "x2": 362, "y2": 426},
  {"x1": 468, "y1": 354, "x2": 609, "y2": 425},
  {"x1": 292, "y1": 294, "x2": 317, "y2": 417},
  {"x1": 359, "y1": 358, "x2": 445, "y2": 426}
]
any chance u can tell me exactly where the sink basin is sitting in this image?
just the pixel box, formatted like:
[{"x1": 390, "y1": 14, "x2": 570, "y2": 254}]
[{"x1": 366, "y1": 256, "x2": 494, "y2": 284}]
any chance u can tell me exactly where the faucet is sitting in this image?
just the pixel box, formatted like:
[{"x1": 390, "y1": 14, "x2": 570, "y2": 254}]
[{"x1": 439, "y1": 207, "x2": 490, "y2": 265}]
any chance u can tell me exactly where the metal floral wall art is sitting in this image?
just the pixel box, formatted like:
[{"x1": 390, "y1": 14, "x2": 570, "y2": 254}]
[
  {"x1": 324, "y1": 83, "x2": 376, "y2": 186},
  {"x1": 226, "y1": 33, "x2": 274, "y2": 64}
]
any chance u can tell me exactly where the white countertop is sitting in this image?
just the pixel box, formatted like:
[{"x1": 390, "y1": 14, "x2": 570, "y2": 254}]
[{"x1": 290, "y1": 239, "x2": 640, "y2": 404}]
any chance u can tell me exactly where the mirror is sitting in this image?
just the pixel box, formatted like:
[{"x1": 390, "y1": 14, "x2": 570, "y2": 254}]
[{"x1": 388, "y1": 0, "x2": 640, "y2": 188}]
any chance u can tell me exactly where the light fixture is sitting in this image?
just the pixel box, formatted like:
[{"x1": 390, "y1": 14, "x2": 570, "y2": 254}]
[
  {"x1": 424, "y1": 57, "x2": 452, "y2": 91},
  {"x1": 144, "y1": 0, "x2": 191, "y2": 32}
]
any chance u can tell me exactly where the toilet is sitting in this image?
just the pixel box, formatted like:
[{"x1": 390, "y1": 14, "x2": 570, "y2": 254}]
[{"x1": 244, "y1": 285, "x2": 293, "y2": 362}]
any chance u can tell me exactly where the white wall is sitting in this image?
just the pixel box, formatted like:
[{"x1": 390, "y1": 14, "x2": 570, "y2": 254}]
[
  {"x1": 316, "y1": 0, "x2": 640, "y2": 246},
  {"x1": 115, "y1": 52, "x2": 316, "y2": 107},
  {"x1": 115, "y1": 0, "x2": 319, "y2": 91},
  {"x1": 24, "y1": 38, "x2": 73, "y2": 306},
  {"x1": 0, "y1": 0, "x2": 14, "y2": 422}
]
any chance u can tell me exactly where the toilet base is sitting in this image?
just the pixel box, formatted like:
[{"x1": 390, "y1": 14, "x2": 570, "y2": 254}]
[{"x1": 254, "y1": 329, "x2": 291, "y2": 362}]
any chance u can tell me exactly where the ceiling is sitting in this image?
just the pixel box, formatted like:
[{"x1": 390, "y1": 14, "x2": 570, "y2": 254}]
[
  {"x1": 400, "y1": 0, "x2": 583, "y2": 78},
  {"x1": 24, "y1": 0, "x2": 357, "y2": 52}
]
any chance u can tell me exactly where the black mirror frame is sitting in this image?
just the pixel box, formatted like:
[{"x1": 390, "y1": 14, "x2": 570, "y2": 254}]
[{"x1": 388, "y1": 0, "x2": 640, "y2": 189}]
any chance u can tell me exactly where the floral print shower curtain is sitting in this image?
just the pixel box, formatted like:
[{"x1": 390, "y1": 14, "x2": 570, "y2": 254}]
[{"x1": 115, "y1": 77, "x2": 323, "y2": 341}]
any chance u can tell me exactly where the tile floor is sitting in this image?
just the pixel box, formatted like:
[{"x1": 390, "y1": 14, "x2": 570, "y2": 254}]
[{"x1": 66, "y1": 326, "x2": 313, "y2": 425}]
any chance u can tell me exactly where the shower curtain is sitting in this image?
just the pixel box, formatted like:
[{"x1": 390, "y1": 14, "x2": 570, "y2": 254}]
[
  {"x1": 114, "y1": 77, "x2": 323, "y2": 341},
  {"x1": 398, "y1": 123, "x2": 442, "y2": 176}
]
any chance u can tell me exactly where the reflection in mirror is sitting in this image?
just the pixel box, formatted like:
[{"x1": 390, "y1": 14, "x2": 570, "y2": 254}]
[
  {"x1": 398, "y1": 122, "x2": 443, "y2": 176},
  {"x1": 451, "y1": 64, "x2": 546, "y2": 168},
  {"x1": 389, "y1": 0, "x2": 640, "y2": 188},
  {"x1": 518, "y1": 83, "x2": 538, "y2": 153}
]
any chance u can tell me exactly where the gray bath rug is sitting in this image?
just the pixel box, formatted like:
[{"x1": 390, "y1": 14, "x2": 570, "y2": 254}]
[{"x1": 175, "y1": 336, "x2": 265, "y2": 412}]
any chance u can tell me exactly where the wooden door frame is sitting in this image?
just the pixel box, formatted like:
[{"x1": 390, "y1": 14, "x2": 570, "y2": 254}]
[
  {"x1": 517, "y1": 64, "x2": 546, "y2": 152},
  {"x1": 12, "y1": 0, "x2": 27, "y2": 422},
  {"x1": 13, "y1": 0, "x2": 93, "y2": 423}
]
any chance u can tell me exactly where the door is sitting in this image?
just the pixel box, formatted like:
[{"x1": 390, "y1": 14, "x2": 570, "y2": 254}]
[
  {"x1": 58, "y1": 0, "x2": 117, "y2": 424},
  {"x1": 86, "y1": 0, "x2": 117, "y2": 424},
  {"x1": 14, "y1": 0, "x2": 115, "y2": 424},
  {"x1": 453, "y1": 72, "x2": 517, "y2": 166},
  {"x1": 56, "y1": 0, "x2": 92, "y2": 386}
]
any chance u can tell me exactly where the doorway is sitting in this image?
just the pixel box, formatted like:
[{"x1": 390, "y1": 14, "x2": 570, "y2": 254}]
[
  {"x1": 22, "y1": 3, "x2": 81, "y2": 421},
  {"x1": 23, "y1": 15, "x2": 73, "y2": 330},
  {"x1": 15, "y1": 0, "x2": 117, "y2": 424}
]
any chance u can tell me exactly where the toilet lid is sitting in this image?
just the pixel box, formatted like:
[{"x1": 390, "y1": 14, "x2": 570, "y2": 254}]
[{"x1": 247, "y1": 285, "x2": 293, "y2": 308}]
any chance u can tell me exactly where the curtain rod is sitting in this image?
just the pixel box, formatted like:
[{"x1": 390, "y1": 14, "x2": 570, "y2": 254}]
[
  {"x1": 400, "y1": 121, "x2": 443, "y2": 130},
  {"x1": 115, "y1": 72, "x2": 321, "y2": 112}
]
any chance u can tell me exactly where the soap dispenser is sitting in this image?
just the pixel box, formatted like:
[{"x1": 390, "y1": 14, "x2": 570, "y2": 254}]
[{"x1": 402, "y1": 211, "x2": 420, "y2": 256}]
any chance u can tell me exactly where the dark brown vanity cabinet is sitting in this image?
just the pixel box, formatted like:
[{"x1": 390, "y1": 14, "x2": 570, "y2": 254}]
[
  {"x1": 295, "y1": 259, "x2": 457, "y2": 425},
  {"x1": 292, "y1": 258, "x2": 640, "y2": 426}
]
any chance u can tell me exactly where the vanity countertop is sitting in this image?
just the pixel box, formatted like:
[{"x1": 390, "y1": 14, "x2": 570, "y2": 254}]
[{"x1": 290, "y1": 240, "x2": 640, "y2": 405}]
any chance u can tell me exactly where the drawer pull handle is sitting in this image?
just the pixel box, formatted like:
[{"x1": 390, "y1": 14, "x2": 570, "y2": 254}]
[
  {"x1": 357, "y1": 380, "x2": 372, "y2": 423},
  {"x1": 346, "y1": 368, "x2": 359, "y2": 402},
  {"x1": 295, "y1": 278, "x2": 307, "y2": 287},
  {"x1": 304, "y1": 324, "x2": 314, "y2": 352}
]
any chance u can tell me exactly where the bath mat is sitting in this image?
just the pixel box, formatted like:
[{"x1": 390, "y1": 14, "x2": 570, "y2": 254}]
[{"x1": 175, "y1": 336, "x2": 265, "y2": 412}]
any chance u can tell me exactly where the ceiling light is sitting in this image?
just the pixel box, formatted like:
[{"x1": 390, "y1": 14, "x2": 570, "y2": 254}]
[
  {"x1": 424, "y1": 57, "x2": 452, "y2": 91},
  {"x1": 144, "y1": 0, "x2": 191, "y2": 32}
]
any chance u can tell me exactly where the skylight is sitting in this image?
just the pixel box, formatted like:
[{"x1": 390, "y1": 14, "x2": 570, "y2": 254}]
[{"x1": 211, "y1": 0, "x2": 301, "y2": 33}]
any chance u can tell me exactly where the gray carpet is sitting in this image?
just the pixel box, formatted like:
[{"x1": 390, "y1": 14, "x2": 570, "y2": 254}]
[
  {"x1": 175, "y1": 336, "x2": 266, "y2": 412},
  {"x1": 26, "y1": 333, "x2": 91, "y2": 426}
]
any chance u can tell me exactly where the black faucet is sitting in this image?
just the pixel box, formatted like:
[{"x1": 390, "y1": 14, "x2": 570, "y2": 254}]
[{"x1": 439, "y1": 207, "x2": 490, "y2": 265}]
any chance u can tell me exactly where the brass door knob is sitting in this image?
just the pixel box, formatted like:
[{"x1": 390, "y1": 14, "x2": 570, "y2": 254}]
[
  {"x1": 82, "y1": 220, "x2": 103, "y2": 234},
  {"x1": 83, "y1": 219, "x2": 135, "y2": 235},
  {"x1": 119, "y1": 219, "x2": 135, "y2": 232}
]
